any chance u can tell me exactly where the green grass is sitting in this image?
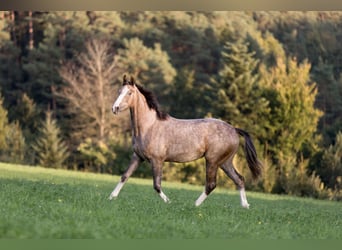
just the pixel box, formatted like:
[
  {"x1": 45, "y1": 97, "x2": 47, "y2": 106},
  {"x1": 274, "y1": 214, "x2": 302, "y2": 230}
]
[{"x1": 0, "y1": 162, "x2": 341, "y2": 239}]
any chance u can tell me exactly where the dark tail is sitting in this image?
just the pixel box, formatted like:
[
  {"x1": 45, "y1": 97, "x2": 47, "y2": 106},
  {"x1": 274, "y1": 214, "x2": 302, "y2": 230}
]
[{"x1": 235, "y1": 128, "x2": 262, "y2": 179}]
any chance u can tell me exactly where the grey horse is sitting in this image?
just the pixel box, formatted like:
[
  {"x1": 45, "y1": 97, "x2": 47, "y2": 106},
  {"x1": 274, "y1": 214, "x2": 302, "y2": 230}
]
[{"x1": 109, "y1": 75, "x2": 262, "y2": 208}]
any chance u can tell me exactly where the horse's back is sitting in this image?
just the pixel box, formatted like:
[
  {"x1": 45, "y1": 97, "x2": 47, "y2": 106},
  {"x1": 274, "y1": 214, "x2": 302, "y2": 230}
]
[{"x1": 161, "y1": 117, "x2": 239, "y2": 163}]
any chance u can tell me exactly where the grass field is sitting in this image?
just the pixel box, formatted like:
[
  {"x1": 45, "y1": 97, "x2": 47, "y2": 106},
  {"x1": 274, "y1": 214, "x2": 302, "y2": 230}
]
[{"x1": 0, "y1": 162, "x2": 341, "y2": 239}]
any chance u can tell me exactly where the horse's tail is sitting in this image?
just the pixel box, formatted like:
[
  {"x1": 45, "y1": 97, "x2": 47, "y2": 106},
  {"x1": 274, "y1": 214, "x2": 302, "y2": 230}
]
[{"x1": 235, "y1": 128, "x2": 262, "y2": 179}]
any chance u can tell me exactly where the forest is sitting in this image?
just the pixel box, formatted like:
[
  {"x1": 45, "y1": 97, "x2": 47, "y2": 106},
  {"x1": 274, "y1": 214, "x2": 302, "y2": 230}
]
[{"x1": 0, "y1": 11, "x2": 341, "y2": 200}]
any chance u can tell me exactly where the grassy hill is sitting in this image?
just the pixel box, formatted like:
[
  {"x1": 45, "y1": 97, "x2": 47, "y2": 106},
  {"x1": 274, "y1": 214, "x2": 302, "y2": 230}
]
[{"x1": 0, "y1": 162, "x2": 341, "y2": 239}]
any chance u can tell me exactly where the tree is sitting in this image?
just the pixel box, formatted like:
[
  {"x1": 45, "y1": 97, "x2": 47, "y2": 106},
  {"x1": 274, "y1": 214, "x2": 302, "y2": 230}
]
[
  {"x1": 58, "y1": 39, "x2": 121, "y2": 143},
  {"x1": 211, "y1": 38, "x2": 269, "y2": 138},
  {"x1": 22, "y1": 33, "x2": 64, "y2": 114},
  {"x1": 261, "y1": 58, "x2": 322, "y2": 159},
  {"x1": 0, "y1": 11, "x2": 10, "y2": 42},
  {"x1": 312, "y1": 60, "x2": 342, "y2": 146},
  {"x1": 314, "y1": 132, "x2": 342, "y2": 191},
  {"x1": 115, "y1": 37, "x2": 176, "y2": 97},
  {"x1": 260, "y1": 57, "x2": 323, "y2": 193},
  {"x1": 0, "y1": 95, "x2": 25, "y2": 163},
  {"x1": 0, "y1": 12, "x2": 24, "y2": 119},
  {"x1": 0, "y1": 95, "x2": 10, "y2": 150},
  {"x1": 10, "y1": 93, "x2": 41, "y2": 154},
  {"x1": 32, "y1": 110, "x2": 69, "y2": 168},
  {"x1": 87, "y1": 11, "x2": 125, "y2": 37},
  {"x1": 21, "y1": 12, "x2": 80, "y2": 115},
  {"x1": 168, "y1": 68, "x2": 204, "y2": 118}
]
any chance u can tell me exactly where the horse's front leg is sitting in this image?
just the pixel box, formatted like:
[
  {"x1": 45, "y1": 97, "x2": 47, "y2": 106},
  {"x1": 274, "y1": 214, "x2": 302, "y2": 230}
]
[
  {"x1": 109, "y1": 153, "x2": 141, "y2": 200},
  {"x1": 151, "y1": 159, "x2": 170, "y2": 203}
]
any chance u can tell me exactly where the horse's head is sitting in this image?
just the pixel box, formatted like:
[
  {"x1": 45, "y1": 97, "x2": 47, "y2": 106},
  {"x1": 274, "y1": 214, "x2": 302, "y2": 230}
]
[{"x1": 112, "y1": 75, "x2": 137, "y2": 114}]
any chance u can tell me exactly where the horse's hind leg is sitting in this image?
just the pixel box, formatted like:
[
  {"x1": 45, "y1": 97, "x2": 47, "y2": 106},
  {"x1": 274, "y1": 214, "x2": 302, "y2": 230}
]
[
  {"x1": 109, "y1": 153, "x2": 141, "y2": 200},
  {"x1": 195, "y1": 161, "x2": 218, "y2": 206},
  {"x1": 221, "y1": 160, "x2": 250, "y2": 208}
]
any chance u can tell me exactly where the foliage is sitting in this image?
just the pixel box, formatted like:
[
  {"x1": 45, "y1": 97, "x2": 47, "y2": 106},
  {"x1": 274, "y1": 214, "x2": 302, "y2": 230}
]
[
  {"x1": 260, "y1": 58, "x2": 322, "y2": 162},
  {"x1": 0, "y1": 95, "x2": 25, "y2": 163},
  {"x1": 3, "y1": 121, "x2": 26, "y2": 164},
  {"x1": 259, "y1": 57, "x2": 323, "y2": 195},
  {"x1": 10, "y1": 93, "x2": 40, "y2": 148},
  {"x1": 32, "y1": 110, "x2": 69, "y2": 168},
  {"x1": 0, "y1": 42, "x2": 23, "y2": 118},
  {"x1": 0, "y1": 96, "x2": 8, "y2": 150},
  {"x1": 211, "y1": 38, "x2": 270, "y2": 137},
  {"x1": 1, "y1": 11, "x2": 342, "y2": 200},
  {"x1": 310, "y1": 132, "x2": 342, "y2": 200},
  {"x1": 282, "y1": 157, "x2": 327, "y2": 199},
  {"x1": 0, "y1": 12, "x2": 10, "y2": 42},
  {"x1": 320, "y1": 132, "x2": 342, "y2": 189},
  {"x1": 115, "y1": 37, "x2": 176, "y2": 96},
  {"x1": 168, "y1": 68, "x2": 207, "y2": 118},
  {"x1": 312, "y1": 60, "x2": 342, "y2": 145},
  {"x1": 77, "y1": 137, "x2": 116, "y2": 173}
]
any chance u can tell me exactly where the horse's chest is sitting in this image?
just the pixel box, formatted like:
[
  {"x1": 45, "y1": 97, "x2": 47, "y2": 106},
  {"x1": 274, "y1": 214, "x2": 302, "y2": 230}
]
[
  {"x1": 133, "y1": 140, "x2": 145, "y2": 159},
  {"x1": 133, "y1": 138, "x2": 152, "y2": 160},
  {"x1": 133, "y1": 136, "x2": 164, "y2": 161}
]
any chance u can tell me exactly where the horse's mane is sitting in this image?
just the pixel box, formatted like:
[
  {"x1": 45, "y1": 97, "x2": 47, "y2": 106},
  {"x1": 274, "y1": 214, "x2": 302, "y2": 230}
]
[{"x1": 135, "y1": 84, "x2": 169, "y2": 121}]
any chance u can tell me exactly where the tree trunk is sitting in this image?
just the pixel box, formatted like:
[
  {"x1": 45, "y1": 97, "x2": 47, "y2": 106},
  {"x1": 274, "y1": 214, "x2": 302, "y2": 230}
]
[
  {"x1": 10, "y1": 11, "x2": 17, "y2": 45},
  {"x1": 28, "y1": 11, "x2": 34, "y2": 50}
]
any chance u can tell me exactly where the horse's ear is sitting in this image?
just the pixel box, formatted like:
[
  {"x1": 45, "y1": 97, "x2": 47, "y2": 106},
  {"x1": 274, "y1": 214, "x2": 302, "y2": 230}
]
[
  {"x1": 123, "y1": 75, "x2": 128, "y2": 85},
  {"x1": 130, "y1": 76, "x2": 135, "y2": 86}
]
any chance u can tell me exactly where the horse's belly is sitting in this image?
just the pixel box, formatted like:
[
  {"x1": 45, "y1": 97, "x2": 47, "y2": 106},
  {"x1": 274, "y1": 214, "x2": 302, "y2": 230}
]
[{"x1": 165, "y1": 144, "x2": 204, "y2": 163}]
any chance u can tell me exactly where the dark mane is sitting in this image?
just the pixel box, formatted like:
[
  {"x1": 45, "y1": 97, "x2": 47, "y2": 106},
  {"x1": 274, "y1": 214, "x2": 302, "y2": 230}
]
[{"x1": 135, "y1": 84, "x2": 169, "y2": 120}]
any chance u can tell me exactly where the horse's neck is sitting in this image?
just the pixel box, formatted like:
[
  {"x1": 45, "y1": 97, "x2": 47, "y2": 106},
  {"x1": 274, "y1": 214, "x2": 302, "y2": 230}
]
[{"x1": 130, "y1": 92, "x2": 157, "y2": 138}]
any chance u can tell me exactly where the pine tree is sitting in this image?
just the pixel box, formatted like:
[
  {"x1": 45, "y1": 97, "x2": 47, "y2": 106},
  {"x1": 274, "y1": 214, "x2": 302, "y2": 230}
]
[
  {"x1": 0, "y1": 12, "x2": 24, "y2": 118},
  {"x1": 211, "y1": 38, "x2": 269, "y2": 138},
  {"x1": 312, "y1": 59, "x2": 342, "y2": 146},
  {"x1": 32, "y1": 110, "x2": 69, "y2": 168},
  {"x1": 168, "y1": 68, "x2": 202, "y2": 118},
  {"x1": 5, "y1": 121, "x2": 26, "y2": 163},
  {"x1": 0, "y1": 95, "x2": 26, "y2": 163},
  {"x1": 0, "y1": 95, "x2": 9, "y2": 150},
  {"x1": 11, "y1": 93, "x2": 40, "y2": 146},
  {"x1": 115, "y1": 37, "x2": 176, "y2": 96}
]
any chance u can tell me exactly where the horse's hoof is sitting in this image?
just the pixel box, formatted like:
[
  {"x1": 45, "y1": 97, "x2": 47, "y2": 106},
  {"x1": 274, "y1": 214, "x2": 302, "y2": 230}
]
[
  {"x1": 108, "y1": 194, "x2": 117, "y2": 201},
  {"x1": 242, "y1": 203, "x2": 250, "y2": 209}
]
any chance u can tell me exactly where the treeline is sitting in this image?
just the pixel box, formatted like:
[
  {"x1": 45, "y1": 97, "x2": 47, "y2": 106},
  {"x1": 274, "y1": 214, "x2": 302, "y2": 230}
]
[{"x1": 0, "y1": 11, "x2": 341, "y2": 200}]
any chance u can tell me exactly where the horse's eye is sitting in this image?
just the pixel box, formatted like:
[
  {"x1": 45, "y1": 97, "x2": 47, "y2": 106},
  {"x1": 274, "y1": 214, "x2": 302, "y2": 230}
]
[{"x1": 128, "y1": 92, "x2": 132, "y2": 96}]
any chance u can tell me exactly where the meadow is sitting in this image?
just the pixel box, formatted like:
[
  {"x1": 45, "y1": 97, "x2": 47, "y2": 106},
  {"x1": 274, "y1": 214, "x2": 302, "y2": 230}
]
[{"x1": 0, "y1": 162, "x2": 341, "y2": 239}]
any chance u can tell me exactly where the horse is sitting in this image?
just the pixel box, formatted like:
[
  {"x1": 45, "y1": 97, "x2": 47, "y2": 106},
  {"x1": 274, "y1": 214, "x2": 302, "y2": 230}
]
[{"x1": 109, "y1": 75, "x2": 262, "y2": 208}]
